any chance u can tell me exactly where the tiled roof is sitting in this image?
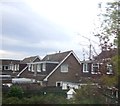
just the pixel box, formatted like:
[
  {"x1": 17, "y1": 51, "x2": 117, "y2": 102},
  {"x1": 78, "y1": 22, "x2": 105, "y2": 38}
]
[
  {"x1": 0, "y1": 59, "x2": 20, "y2": 65},
  {"x1": 42, "y1": 50, "x2": 72, "y2": 62},
  {"x1": 94, "y1": 48, "x2": 117, "y2": 60},
  {"x1": 21, "y1": 56, "x2": 40, "y2": 63}
]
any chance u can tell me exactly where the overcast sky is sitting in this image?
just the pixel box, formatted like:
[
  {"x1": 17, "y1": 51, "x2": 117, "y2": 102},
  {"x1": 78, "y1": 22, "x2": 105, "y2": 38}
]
[{"x1": 1, "y1": 0, "x2": 111, "y2": 60}]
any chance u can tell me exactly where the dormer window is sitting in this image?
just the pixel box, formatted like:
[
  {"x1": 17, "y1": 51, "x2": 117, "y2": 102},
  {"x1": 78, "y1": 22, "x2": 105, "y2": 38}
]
[
  {"x1": 107, "y1": 64, "x2": 113, "y2": 74},
  {"x1": 17, "y1": 64, "x2": 19, "y2": 71},
  {"x1": 42, "y1": 63, "x2": 46, "y2": 71},
  {"x1": 28, "y1": 64, "x2": 31, "y2": 71},
  {"x1": 4, "y1": 65, "x2": 9, "y2": 70},
  {"x1": 37, "y1": 64, "x2": 41, "y2": 72},
  {"x1": 31, "y1": 64, "x2": 34, "y2": 72},
  {"x1": 83, "y1": 63, "x2": 89, "y2": 73},
  {"x1": 0, "y1": 65, "x2": 2, "y2": 70},
  {"x1": 91, "y1": 63, "x2": 99, "y2": 74}
]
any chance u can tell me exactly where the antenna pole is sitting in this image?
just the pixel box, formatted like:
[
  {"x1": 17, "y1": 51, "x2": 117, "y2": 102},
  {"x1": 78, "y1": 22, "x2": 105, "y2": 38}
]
[{"x1": 89, "y1": 41, "x2": 92, "y2": 60}]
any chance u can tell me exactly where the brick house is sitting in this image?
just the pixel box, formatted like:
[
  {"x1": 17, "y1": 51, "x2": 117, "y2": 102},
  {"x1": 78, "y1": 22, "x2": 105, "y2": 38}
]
[
  {"x1": 0, "y1": 56, "x2": 40, "y2": 83},
  {"x1": 18, "y1": 50, "x2": 82, "y2": 88},
  {"x1": 0, "y1": 59, "x2": 21, "y2": 77},
  {"x1": 0, "y1": 59, "x2": 23, "y2": 83},
  {"x1": 80, "y1": 48, "x2": 118, "y2": 79},
  {"x1": 17, "y1": 55, "x2": 41, "y2": 77},
  {"x1": 21, "y1": 55, "x2": 41, "y2": 63}
]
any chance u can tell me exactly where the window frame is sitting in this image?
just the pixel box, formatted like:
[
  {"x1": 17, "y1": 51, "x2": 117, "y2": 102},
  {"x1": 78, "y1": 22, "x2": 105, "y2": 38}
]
[
  {"x1": 17, "y1": 64, "x2": 19, "y2": 71},
  {"x1": 83, "y1": 63, "x2": 89, "y2": 73},
  {"x1": 106, "y1": 64, "x2": 113, "y2": 74},
  {"x1": 61, "y1": 64, "x2": 68, "y2": 73},
  {"x1": 4, "y1": 65, "x2": 9, "y2": 70},
  {"x1": 56, "y1": 81, "x2": 62, "y2": 87},
  {"x1": 91, "y1": 63, "x2": 99, "y2": 74},
  {"x1": 37, "y1": 64, "x2": 41, "y2": 72},
  {"x1": 0, "y1": 65, "x2": 2, "y2": 70},
  {"x1": 31, "y1": 64, "x2": 34, "y2": 72},
  {"x1": 42, "y1": 63, "x2": 46, "y2": 71}
]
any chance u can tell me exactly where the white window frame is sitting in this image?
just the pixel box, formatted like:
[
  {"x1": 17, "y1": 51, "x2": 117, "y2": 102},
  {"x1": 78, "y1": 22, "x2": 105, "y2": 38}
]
[
  {"x1": 91, "y1": 63, "x2": 99, "y2": 74},
  {"x1": 9, "y1": 65, "x2": 12, "y2": 70},
  {"x1": 28, "y1": 64, "x2": 31, "y2": 71},
  {"x1": 37, "y1": 64, "x2": 41, "y2": 72},
  {"x1": 42, "y1": 63, "x2": 46, "y2": 71},
  {"x1": 0, "y1": 65, "x2": 2, "y2": 70},
  {"x1": 61, "y1": 64, "x2": 68, "y2": 73},
  {"x1": 31, "y1": 64, "x2": 34, "y2": 72},
  {"x1": 14, "y1": 64, "x2": 17, "y2": 71},
  {"x1": 83, "y1": 63, "x2": 89, "y2": 73},
  {"x1": 17, "y1": 64, "x2": 19, "y2": 71},
  {"x1": 56, "y1": 81, "x2": 63, "y2": 87},
  {"x1": 106, "y1": 64, "x2": 113, "y2": 74},
  {"x1": 4, "y1": 65, "x2": 9, "y2": 70},
  {"x1": 11, "y1": 65, "x2": 14, "y2": 70}
]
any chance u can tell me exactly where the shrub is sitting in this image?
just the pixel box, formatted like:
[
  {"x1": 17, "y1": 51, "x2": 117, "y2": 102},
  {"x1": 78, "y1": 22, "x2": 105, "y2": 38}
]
[{"x1": 7, "y1": 85, "x2": 24, "y2": 99}]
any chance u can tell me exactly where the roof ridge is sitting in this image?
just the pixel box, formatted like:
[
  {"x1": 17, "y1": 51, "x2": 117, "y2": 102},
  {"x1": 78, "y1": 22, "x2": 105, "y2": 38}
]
[{"x1": 46, "y1": 50, "x2": 72, "y2": 56}]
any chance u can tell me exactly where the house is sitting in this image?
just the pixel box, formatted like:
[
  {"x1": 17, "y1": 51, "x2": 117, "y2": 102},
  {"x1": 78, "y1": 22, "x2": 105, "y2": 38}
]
[
  {"x1": 18, "y1": 50, "x2": 82, "y2": 88},
  {"x1": 21, "y1": 55, "x2": 41, "y2": 63},
  {"x1": 80, "y1": 48, "x2": 117, "y2": 81},
  {"x1": 0, "y1": 59, "x2": 21, "y2": 77},
  {"x1": 17, "y1": 55, "x2": 41, "y2": 77},
  {"x1": 0, "y1": 59, "x2": 22, "y2": 84}
]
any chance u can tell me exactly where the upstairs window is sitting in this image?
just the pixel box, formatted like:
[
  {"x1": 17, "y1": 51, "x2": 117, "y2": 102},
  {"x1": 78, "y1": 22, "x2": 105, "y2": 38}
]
[
  {"x1": 42, "y1": 63, "x2": 46, "y2": 71},
  {"x1": 9, "y1": 65, "x2": 12, "y2": 70},
  {"x1": 37, "y1": 64, "x2": 41, "y2": 72},
  {"x1": 4, "y1": 65, "x2": 9, "y2": 70},
  {"x1": 11, "y1": 65, "x2": 14, "y2": 70},
  {"x1": 107, "y1": 64, "x2": 113, "y2": 74},
  {"x1": 31, "y1": 64, "x2": 34, "y2": 72},
  {"x1": 61, "y1": 64, "x2": 68, "y2": 73},
  {"x1": 14, "y1": 64, "x2": 17, "y2": 71},
  {"x1": 83, "y1": 63, "x2": 89, "y2": 73},
  {"x1": 28, "y1": 64, "x2": 31, "y2": 71},
  {"x1": 17, "y1": 64, "x2": 19, "y2": 71},
  {"x1": 91, "y1": 63, "x2": 99, "y2": 74},
  {"x1": 0, "y1": 65, "x2": 2, "y2": 70}
]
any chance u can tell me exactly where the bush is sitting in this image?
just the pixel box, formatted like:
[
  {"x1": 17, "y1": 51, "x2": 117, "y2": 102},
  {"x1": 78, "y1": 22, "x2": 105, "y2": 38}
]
[
  {"x1": 74, "y1": 84, "x2": 106, "y2": 104},
  {"x1": 7, "y1": 85, "x2": 24, "y2": 99}
]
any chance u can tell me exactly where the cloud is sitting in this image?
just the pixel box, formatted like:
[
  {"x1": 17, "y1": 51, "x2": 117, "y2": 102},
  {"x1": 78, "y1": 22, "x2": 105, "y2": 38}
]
[
  {"x1": 1, "y1": 0, "x2": 103, "y2": 60},
  {"x1": 0, "y1": 49, "x2": 27, "y2": 59}
]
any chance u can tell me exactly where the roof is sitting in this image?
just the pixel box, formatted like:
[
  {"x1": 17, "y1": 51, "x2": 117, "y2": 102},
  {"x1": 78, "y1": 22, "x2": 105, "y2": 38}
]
[
  {"x1": 21, "y1": 56, "x2": 40, "y2": 63},
  {"x1": 42, "y1": 50, "x2": 72, "y2": 62},
  {"x1": 0, "y1": 59, "x2": 20, "y2": 65},
  {"x1": 67, "y1": 88, "x2": 76, "y2": 94},
  {"x1": 94, "y1": 48, "x2": 117, "y2": 60},
  {"x1": 43, "y1": 50, "x2": 81, "y2": 81}
]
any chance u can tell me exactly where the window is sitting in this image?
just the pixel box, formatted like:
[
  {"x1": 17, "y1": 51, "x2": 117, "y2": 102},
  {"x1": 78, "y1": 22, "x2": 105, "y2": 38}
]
[
  {"x1": 37, "y1": 64, "x2": 41, "y2": 72},
  {"x1": 61, "y1": 64, "x2": 68, "y2": 73},
  {"x1": 17, "y1": 64, "x2": 19, "y2": 71},
  {"x1": 42, "y1": 63, "x2": 46, "y2": 71},
  {"x1": 11, "y1": 65, "x2": 14, "y2": 70},
  {"x1": 14, "y1": 64, "x2": 17, "y2": 71},
  {"x1": 4, "y1": 65, "x2": 9, "y2": 70},
  {"x1": 56, "y1": 81, "x2": 62, "y2": 87},
  {"x1": 107, "y1": 64, "x2": 113, "y2": 74},
  {"x1": 31, "y1": 64, "x2": 34, "y2": 72},
  {"x1": 28, "y1": 64, "x2": 31, "y2": 71},
  {"x1": 9, "y1": 65, "x2": 12, "y2": 70},
  {"x1": 0, "y1": 65, "x2": 2, "y2": 70},
  {"x1": 83, "y1": 63, "x2": 89, "y2": 73},
  {"x1": 91, "y1": 63, "x2": 99, "y2": 74}
]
